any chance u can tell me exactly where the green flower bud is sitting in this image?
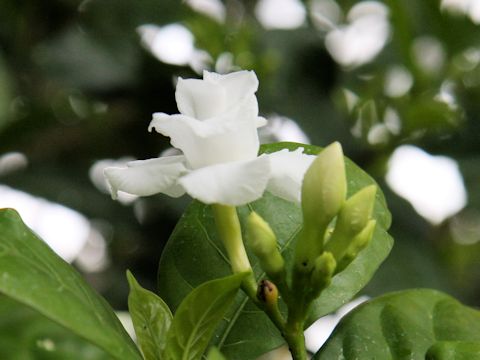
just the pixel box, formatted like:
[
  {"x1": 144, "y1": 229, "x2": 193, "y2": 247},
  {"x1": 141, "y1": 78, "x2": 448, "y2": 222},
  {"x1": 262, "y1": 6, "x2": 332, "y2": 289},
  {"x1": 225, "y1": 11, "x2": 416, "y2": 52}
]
[
  {"x1": 349, "y1": 219, "x2": 376, "y2": 257},
  {"x1": 247, "y1": 212, "x2": 285, "y2": 277},
  {"x1": 310, "y1": 251, "x2": 336, "y2": 292},
  {"x1": 324, "y1": 185, "x2": 377, "y2": 261},
  {"x1": 301, "y1": 142, "x2": 347, "y2": 227},
  {"x1": 295, "y1": 142, "x2": 346, "y2": 271},
  {"x1": 335, "y1": 219, "x2": 376, "y2": 273}
]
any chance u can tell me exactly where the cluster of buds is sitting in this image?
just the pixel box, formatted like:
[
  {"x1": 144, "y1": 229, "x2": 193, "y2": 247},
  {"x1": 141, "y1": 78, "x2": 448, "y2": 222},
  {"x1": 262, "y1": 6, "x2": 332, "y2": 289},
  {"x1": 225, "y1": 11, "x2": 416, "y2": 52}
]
[
  {"x1": 246, "y1": 142, "x2": 377, "y2": 307},
  {"x1": 296, "y1": 142, "x2": 377, "y2": 295}
]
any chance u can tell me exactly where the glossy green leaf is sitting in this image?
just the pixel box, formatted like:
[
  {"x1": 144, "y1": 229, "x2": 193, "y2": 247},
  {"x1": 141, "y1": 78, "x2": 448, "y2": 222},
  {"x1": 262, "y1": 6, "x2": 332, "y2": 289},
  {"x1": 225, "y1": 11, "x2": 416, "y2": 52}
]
[
  {"x1": 164, "y1": 273, "x2": 246, "y2": 360},
  {"x1": 0, "y1": 296, "x2": 109, "y2": 360},
  {"x1": 158, "y1": 142, "x2": 392, "y2": 359},
  {"x1": 206, "y1": 347, "x2": 227, "y2": 360},
  {"x1": 314, "y1": 289, "x2": 480, "y2": 359},
  {"x1": 426, "y1": 341, "x2": 480, "y2": 360},
  {"x1": 0, "y1": 209, "x2": 142, "y2": 360},
  {"x1": 127, "y1": 270, "x2": 173, "y2": 360}
]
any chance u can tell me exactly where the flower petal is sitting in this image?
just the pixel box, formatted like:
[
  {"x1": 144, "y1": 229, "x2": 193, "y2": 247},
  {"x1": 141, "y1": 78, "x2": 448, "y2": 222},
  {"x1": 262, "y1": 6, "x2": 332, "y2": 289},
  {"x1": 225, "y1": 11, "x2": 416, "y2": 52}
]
[
  {"x1": 104, "y1": 156, "x2": 188, "y2": 199},
  {"x1": 175, "y1": 70, "x2": 261, "y2": 121},
  {"x1": 175, "y1": 77, "x2": 226, "y2": 120},
  {"x1": 265, "y1": 148, "x2": 315, "y2": 204},
  {"x1": 203, "y1": 70, "x2": 259, "y2": 110},
  {"x1": 149, "y1": 103, "x2": 260, "y2": 168},
  {"x1": 179, "y1": 156, "x2": 271, "y2": 205}
]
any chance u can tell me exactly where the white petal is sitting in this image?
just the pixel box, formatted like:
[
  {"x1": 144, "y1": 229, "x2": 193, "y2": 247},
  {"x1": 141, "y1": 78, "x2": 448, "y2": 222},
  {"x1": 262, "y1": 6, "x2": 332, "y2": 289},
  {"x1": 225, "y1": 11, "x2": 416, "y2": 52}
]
[
  {"x1": 150, "y1": 104, "x2": 259, "y2": 168},
  {"x1": 104, "y1": 156, "x2": 188, "y2": 199},
  {"x1": 203, "y1": 70, "x2": 259, "y2": 110},
  {"x1": 176, "y1": 70, "x2": 260, "y2": 121},
  {"x1": 175, "y1": 77, "x2": 226, "y2": 120},
  {"x1": 265, "y1": 148, "x2": 315, "y2": 204},
  {"x1": 179, "y1": 156, "x2": 271, "y2": 205}
]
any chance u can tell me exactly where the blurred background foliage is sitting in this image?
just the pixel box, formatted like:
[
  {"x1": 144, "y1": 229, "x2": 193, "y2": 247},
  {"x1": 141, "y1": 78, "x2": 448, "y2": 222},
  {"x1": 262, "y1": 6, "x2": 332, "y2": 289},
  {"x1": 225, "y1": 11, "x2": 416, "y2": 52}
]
[{"x1": 1, "y1": 0, "x2": 480, "y2": 335}]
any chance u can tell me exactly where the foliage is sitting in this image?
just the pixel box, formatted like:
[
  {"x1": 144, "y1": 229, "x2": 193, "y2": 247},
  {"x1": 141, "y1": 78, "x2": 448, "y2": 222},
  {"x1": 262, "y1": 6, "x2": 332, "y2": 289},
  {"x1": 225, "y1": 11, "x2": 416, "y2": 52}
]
[{"x1": 315, "y1": 289, "x2": 480, "y2": 359}]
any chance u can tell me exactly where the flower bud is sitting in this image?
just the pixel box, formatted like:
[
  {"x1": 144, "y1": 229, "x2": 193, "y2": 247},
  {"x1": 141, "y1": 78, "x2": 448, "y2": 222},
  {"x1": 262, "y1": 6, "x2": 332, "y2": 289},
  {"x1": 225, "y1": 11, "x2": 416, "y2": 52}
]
[
  {"x1": 247, "y1": 212, "x2": 285, "y2": 277},
  {"x1": 295, "y1": 142, "x2": 346, "y2": 271},
  {"x1": 325, "y1": 185, "x2": 377, "y2": 260},
  {"x1": 301, "y1": 142, "x2": 347, "y2": 227},
  {"x1": 310, "y1": 251, "x2": 336, "y2": 292},
  {"x1": 335, "y1": 219, "x2": 376, "y2": 273},
  {"x1": 257, "y1": 279, "x2": 279, "y2": 306}
]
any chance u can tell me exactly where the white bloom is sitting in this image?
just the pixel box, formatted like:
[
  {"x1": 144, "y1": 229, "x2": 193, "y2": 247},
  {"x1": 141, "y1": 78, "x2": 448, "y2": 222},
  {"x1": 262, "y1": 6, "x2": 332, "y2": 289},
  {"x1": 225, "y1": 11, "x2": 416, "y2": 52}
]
[{"x1": 104, "y1": 70, "x2": 314, "y2": 206}]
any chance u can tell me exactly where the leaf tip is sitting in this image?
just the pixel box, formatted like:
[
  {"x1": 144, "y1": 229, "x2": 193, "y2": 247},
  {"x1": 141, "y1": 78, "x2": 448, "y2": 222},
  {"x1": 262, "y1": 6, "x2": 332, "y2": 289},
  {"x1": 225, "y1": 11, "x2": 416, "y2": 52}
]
[{"x1": 126, "y1": 270, "x2": 138, "y2": 290}]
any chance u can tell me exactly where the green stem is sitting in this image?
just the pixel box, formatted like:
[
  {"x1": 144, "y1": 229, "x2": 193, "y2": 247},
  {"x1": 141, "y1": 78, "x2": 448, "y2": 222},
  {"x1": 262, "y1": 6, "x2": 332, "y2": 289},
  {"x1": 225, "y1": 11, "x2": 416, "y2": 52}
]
[
  {"x1": 263, "y1": 297, "x2": 287, "y2": 333},
  {"x1": 212, "y1": 204, "x2": 257, "y2": 297},
  {"x1": 280, "y1": 271, "x2": 308, "y2": 359},
  {"x1": 212, "y1": 204, "x2": 307, "y2": 358},
  {"x1": 285, "y1": 309, "x2": 308, "y2": 360}
]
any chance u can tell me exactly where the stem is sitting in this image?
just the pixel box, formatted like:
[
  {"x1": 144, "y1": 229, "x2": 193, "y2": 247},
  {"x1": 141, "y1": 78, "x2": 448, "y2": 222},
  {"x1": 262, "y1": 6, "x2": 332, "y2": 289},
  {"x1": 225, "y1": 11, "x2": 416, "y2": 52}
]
[
  {"x1": 282, "y1": 268, "x2": 310, "y2": 359},
  {"x1": 285, "y1": 309, "x2": 308, "y2": 360},
  {"x1": 212, "y1": 204, "x2": 307, "y2": 358},
  {"x1": 212, "y1": 204, "x2": 257, "y2": 297}
]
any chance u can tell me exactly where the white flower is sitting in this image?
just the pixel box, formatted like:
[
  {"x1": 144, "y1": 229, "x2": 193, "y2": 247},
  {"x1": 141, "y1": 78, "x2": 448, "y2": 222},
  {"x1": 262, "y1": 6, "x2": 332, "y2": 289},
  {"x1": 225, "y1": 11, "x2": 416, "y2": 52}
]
[{"x1": 104, "y1": 70, "x2": 314, "y2": 206}]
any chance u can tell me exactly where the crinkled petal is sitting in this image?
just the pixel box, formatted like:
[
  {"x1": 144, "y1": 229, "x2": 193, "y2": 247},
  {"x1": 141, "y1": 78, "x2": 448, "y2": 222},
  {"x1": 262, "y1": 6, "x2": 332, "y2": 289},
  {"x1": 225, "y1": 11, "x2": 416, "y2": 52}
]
[
  {"x1": 175, "y1": 77, "x2": 226, "y2": 120},
  {"x1": 104, "y1": 156, "x2": 188, "y2": 199},
  {"x1": 203, "y1": 70, "x2": 259, "y2": 110},
  {"x1": 179, "y1": 156, "x2": 270, "y2": 206},
  {"x1": 149, "y1": 104, "x2": 259, "y2": 168},
  {"x1": 265, "y1": 148, "x2": 316, "y2": 204}
]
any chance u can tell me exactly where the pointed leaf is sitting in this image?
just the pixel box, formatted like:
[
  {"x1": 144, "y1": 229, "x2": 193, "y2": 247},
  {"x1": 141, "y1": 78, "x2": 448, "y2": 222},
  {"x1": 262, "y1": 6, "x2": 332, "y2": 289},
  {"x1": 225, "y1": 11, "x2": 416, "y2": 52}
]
[
  {"x1": 127, "y1": 270, "x2": 173, "y2": 360},
  {"x1": 314, "y1": 289, "x2": 480, "y2": 359},
  {"x1": 157, "y1": 142, "x2": 392, "y2": 359},
  {"x1": 164, "y1": 273, "x2": 246, "y2": 360},
  {"x1": 0, "y1": 209, "x2": 142, "y2": 360}
]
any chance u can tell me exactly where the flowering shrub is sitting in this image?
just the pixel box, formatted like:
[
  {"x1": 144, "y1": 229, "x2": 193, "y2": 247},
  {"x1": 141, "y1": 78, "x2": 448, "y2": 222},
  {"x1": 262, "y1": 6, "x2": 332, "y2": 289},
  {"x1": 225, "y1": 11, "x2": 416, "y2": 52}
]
[{"x1": 0, "y1": 70, "x2": 479, "y2": 360}]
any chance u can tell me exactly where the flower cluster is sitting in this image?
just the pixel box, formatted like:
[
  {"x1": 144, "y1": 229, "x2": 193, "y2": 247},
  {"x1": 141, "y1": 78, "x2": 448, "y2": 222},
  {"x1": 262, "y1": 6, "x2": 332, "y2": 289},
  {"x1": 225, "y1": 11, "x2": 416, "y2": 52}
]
[{"x1": 104, "y1": 70, "x2": 314, "y2": 206}]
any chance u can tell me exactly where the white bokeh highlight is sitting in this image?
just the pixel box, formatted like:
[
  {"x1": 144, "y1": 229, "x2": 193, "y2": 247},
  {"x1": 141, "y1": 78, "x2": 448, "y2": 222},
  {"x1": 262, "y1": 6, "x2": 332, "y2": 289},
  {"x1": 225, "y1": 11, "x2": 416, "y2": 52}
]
[
  {"x1": 305, "y1": 296, "x2": 370, "y2": 353},
  {"x1": 258, "y1": 115, "x2": 310, "y2": 144},
  {"x1": 137, "y1": 23, "x2": 212, "y2": 73},
  {"x1": 441, "y1": 0, "x2": 480, "y2": 24},
  {"x1": 325, "y1": 1, "x2": 390, "y2": 68},
  {"x1": 411, "y1": 36, "x2": 446, "y2": 76},
  {"x1": 0, "y1": 152, "x2": 28, "y2": 176},
  {"x1": 384, "y1": 65, "x2": 413, "y2": 98},
  {"x1": 310, "y1": 0, "x2": 342, "y2": 31},
  {"x1": 386, "y1": 145, "x2": 467, "y2": 225},
  {"x1": 185, "y1": 0, "x2": 226, "y2": 23},
  {"x1": 255, "y1": 0, "x2": 306, "y2": 30}
]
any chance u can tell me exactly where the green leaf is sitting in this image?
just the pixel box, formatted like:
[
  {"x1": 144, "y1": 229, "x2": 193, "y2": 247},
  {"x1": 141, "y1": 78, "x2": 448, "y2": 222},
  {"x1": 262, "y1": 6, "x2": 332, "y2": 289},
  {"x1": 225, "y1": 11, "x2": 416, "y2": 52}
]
[
  {"x1": 206, "y1": 347, "x2": 227, "y2": 360},
  {"x1": 157, "y1": 142, "x2": 392, "y2": 359},
  {"x1": 427, "y1": 341, "x2": 480, "y2": 360},
  {"x1": 0, "y1": 296, "x2": 110, "y2": 360},
  {"x1": 164, "y1": 273, "x2": 246, "y2": 360},
  {"x1": 0, "y1": 209, "x2": 142, "y2": 360},
  {"x1": 314, "y1": 289, "x2": 480, "y2": 359},
  {"x1": 127, "y1": 270, "x2": 173, "y2": 360}
]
